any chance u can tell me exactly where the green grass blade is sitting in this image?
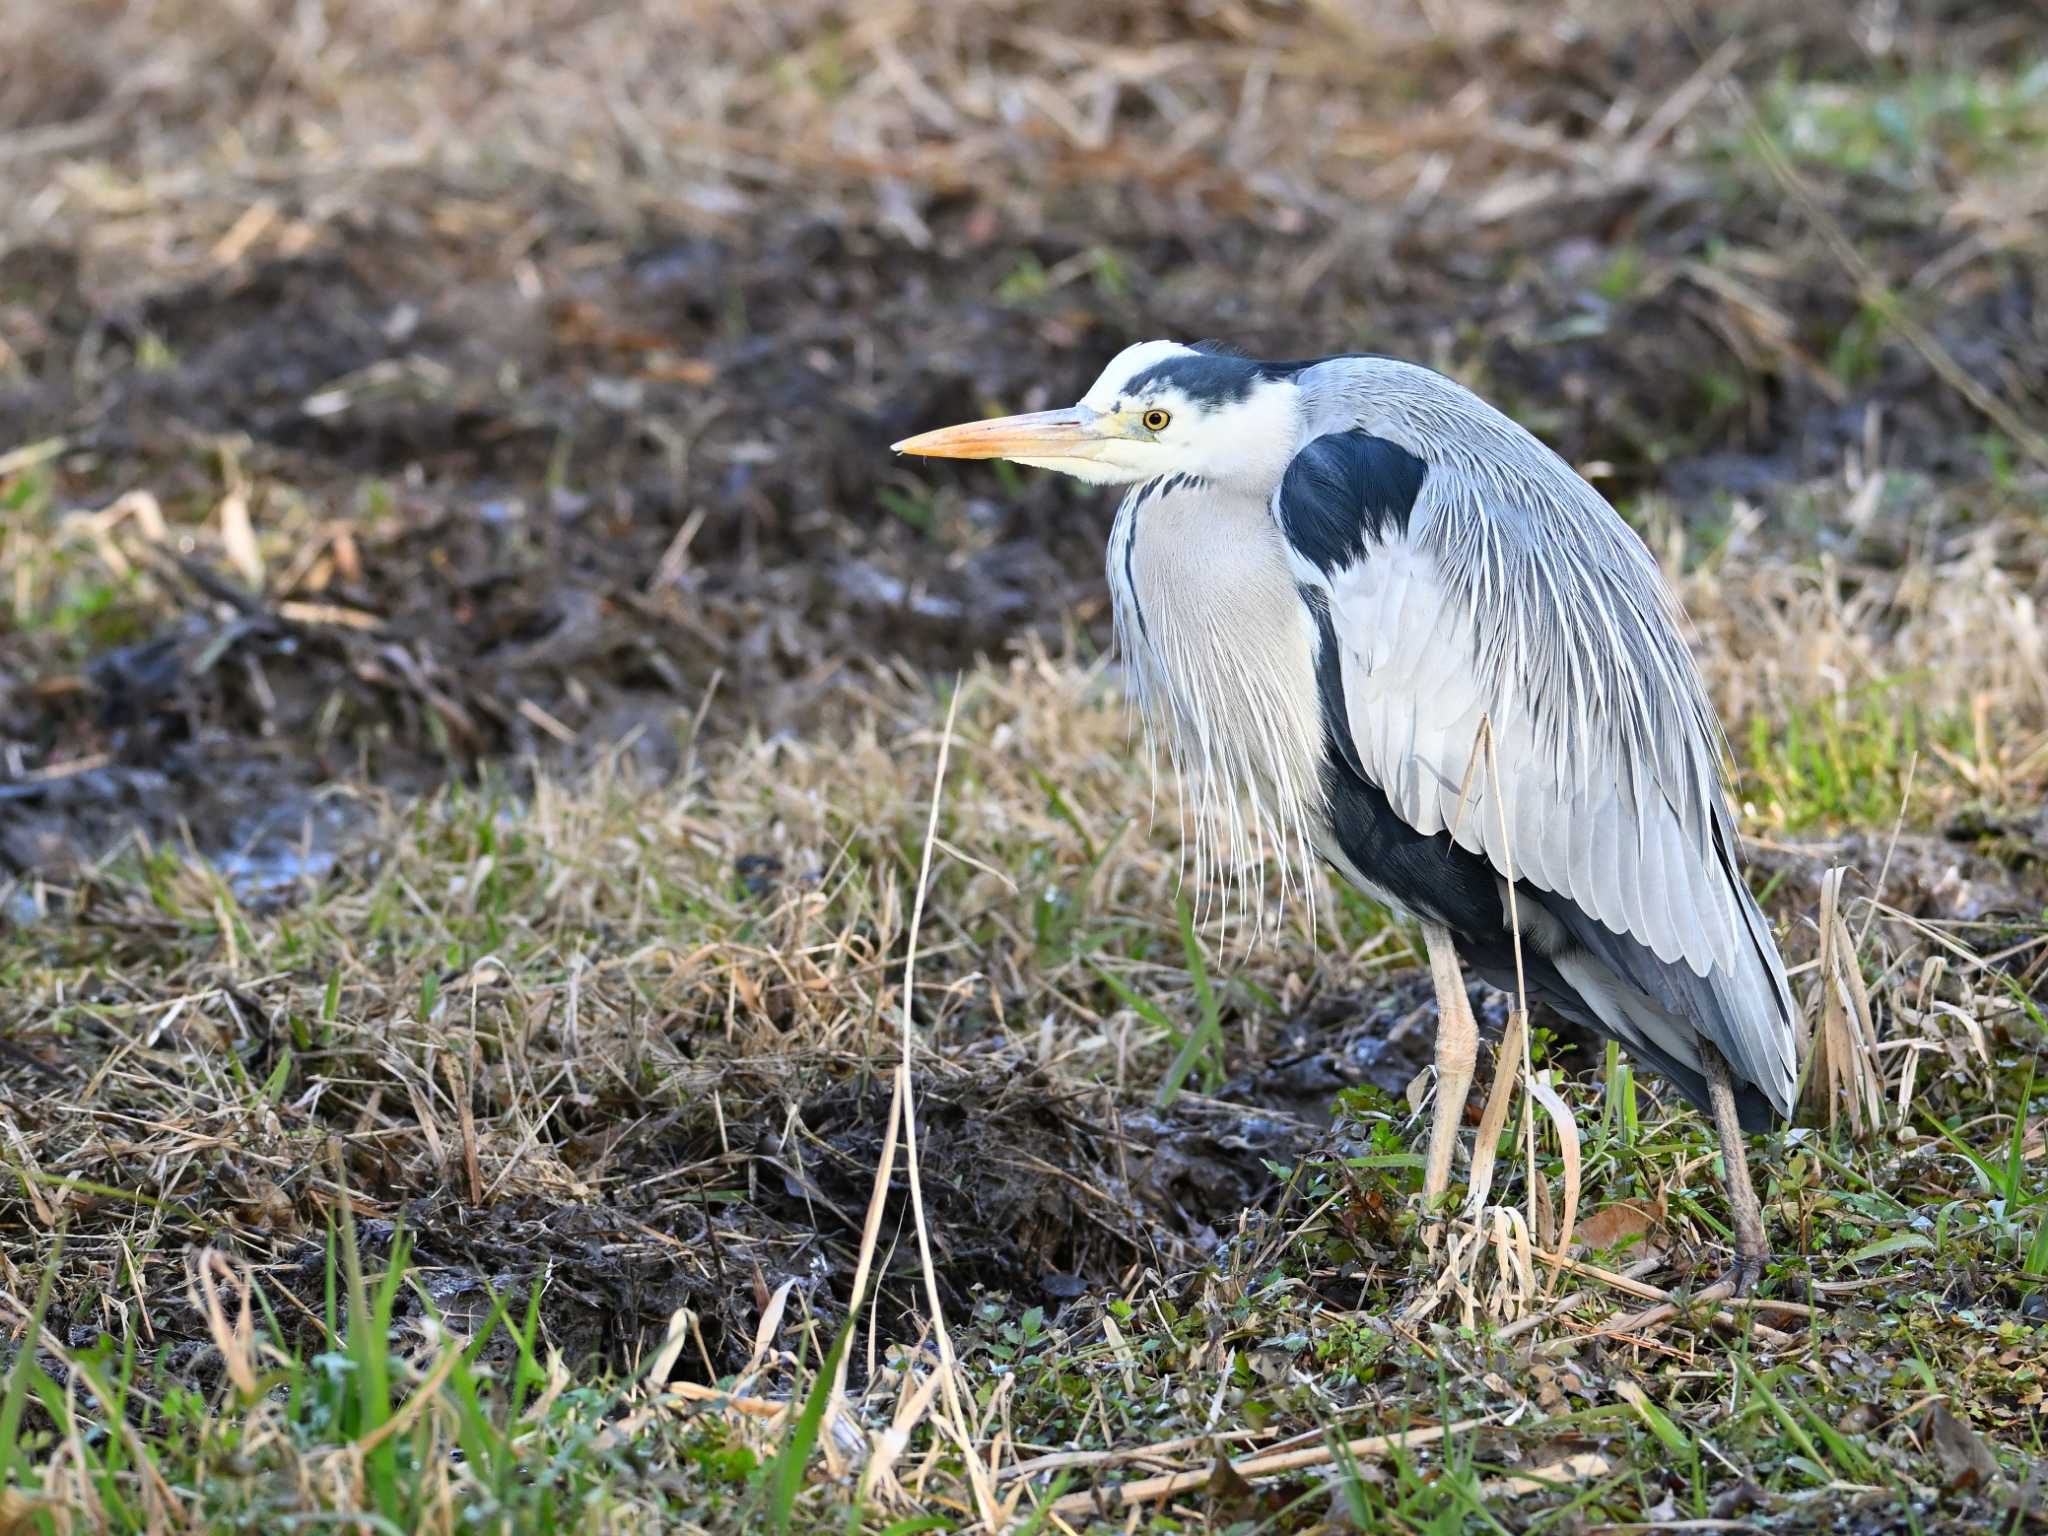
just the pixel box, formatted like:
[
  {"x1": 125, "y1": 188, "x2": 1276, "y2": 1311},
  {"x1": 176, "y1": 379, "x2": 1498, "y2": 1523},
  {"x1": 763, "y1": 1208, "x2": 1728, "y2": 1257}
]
[
  {"x1": 1738, "y1": 1360, "x2": 1826, "y2": 1479},
  {"x1": 1156, "y1": 894, "x2": 1224, "y2": 1106},
  {"x1": 0, "y1": 1238, "x2": 58, "y2": 1496},
  {"x1": 2004, "y1": 1059, "x2": 2037, "y2": 1207},
  {"x1": 1620, "y1": 1384, "x2": 1691, "y2": 1456},
  {"x1": 2023, "y1": 1216, "x2": 2048, "y2": 1280},
  {"x1": 1847, "y1": 1232, "x2": 1934, "y2": 1264},
  {"x1": 1009, "y1": 1470, "x2": 1073, "y2": 1536},
  {"x1": 1087, "y1": 964, "x2": 1174, "y2": 1032},
  {"x1": 767, "y1": 1317, "x2": 855, "y2": 1533}
]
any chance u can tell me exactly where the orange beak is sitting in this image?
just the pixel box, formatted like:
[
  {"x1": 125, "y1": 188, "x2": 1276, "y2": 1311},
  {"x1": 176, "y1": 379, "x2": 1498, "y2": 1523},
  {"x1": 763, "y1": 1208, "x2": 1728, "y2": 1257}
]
[{"x1": 891, "y1": 406, "x2": 1106, "y2": 462}]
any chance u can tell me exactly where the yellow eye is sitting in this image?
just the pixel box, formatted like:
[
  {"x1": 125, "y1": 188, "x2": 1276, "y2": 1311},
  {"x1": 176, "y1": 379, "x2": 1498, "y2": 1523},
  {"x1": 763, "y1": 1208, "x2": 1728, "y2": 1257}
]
[{"x1": 1141, "y1": 408, "x2": 1171, "y2": 432}]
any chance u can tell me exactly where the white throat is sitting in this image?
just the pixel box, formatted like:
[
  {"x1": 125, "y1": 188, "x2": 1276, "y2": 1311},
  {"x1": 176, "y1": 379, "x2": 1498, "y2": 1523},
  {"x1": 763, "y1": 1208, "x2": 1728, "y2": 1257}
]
[{"x1": 1108, "y1": 472, "x2": 1326, "y2": 931}]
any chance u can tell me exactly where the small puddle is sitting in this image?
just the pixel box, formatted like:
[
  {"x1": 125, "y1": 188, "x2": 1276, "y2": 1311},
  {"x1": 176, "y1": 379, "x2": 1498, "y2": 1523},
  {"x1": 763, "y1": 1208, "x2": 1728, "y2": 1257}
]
[
  {"x1": 0, "y1": 783, "x2": 365, "y2": 927},
  {"x1": 204, "y1": 792, "x2": 365, "y2": 910},
  {"x1": 210, "y1": 842, "x2": 341, "y2": 906}
]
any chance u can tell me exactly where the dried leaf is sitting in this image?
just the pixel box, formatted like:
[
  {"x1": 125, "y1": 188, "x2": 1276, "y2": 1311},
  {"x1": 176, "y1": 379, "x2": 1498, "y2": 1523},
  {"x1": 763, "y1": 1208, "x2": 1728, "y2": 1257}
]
[
  {"x1": 1526, "y1": 1069, "x2": 1582, "y2": 1262},
  {"x1": 0, "y1": 1490, "x2": 46, "y2": 1536},
  {"x1": 738, "y1": 1277, "x2": 797, "y2": 1386},
  {"x1": 1571, "y1": 1197, "x2": 1666, "y2": 1257},
  {"x1": 218, "y1": 490, "x2": 265, "y2": 589},
  {"x1": 189, "y1": 1250, "x2": 258, "y2": 1397},
  {"x1": 1483, "y1": 1450, "x2": 1613, "y2": 1498},
  {"x1": 1207, "y1": 1449, "x2": 1257, "y2": 1512},
  {"x1": 1404, "y1": 1064, "x2": 1431, "y2": 1112},
  {"x1": 1464, "y1": 1010, "x2": 1526, "y2": 1216},
  {"x1": 1805, "y1": 868, "x2": 1884, "y2": 1137},
  {"x1": 1926, "y1": 1404, "x2": 2000, "y2": 1490}
]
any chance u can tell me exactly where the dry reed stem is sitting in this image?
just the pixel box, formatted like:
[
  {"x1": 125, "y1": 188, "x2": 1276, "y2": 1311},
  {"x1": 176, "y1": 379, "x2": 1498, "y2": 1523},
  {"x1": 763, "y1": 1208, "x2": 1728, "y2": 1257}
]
[
  {"x1": 831, "y1": 1068, "x2": 905, "y2": 1406},
  {"x1": 662, "y1": 1380, "x2": 787, "y2": 1421},
  {"x1": 1420, "y1": 709, "x2": 1581, "y2": 1324},
  {"x1": 1463, "y1": 1008, "x2": 1528, "y2": 1220},
  {"x1": 1524, "y1": 1072, "x2": 1583, "y2": 1267},
  {"x1": 1805, "y1": 867, "x2": 1886, "y2": 1137},
  {"x1": 998, "y1": 1424, "x2": 1299, "y2": 1483},
  {"x1": 1483, "y1": 1448, "x2": 1615, "y2": 1499},
  {"x1": 1043, "y1": 1414, "x2": 1501, "y2": 1520},
  {"x1": 888, "y1": 683, "x2": 1001, "y2": 1529}
]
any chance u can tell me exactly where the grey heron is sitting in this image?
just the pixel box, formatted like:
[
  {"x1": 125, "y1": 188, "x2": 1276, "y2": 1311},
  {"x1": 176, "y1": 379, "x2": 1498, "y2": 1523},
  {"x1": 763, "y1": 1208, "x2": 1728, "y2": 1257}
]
[{"x1": 893, "y1": 341, "x2": 1799, "y2": 1294}]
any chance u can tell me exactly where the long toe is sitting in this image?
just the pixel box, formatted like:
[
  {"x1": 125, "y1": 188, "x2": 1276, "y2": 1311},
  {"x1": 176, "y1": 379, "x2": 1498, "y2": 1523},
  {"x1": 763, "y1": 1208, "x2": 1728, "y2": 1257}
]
[{"x1": 1728, "y1": 1250, "x2": 1765, "y2": 1298}]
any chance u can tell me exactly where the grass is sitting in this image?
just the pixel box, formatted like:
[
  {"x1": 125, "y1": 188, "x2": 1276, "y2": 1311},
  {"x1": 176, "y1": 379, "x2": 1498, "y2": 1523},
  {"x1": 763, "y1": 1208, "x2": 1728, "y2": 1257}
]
[
  {"x1": 2, "y1": 0, "x2": 2047, "y2": 1530},
  {"x1": 1743, "y1": 684, "x2": 1961, "y2": 830},
  {"x1": 1756, "y1": 61, "x2": 2048, "y2": 186},
  {"x1": 0, "y1": 656, "x2": 2042, "y2": 1530},
  {"x1": 0, "y1": 1224, "x2": 662, "y2": 1532}
]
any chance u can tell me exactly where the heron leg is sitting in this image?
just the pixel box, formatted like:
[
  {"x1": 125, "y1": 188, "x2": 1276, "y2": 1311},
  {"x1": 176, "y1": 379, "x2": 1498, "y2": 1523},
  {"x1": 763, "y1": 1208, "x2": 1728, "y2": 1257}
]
[
  {"x1": 1702, "y1": 1041, "x2": 1768, "y2": 1296},
  {"x1": 1419, "y1": 923, "x2": 1478, "y2": 1219}
]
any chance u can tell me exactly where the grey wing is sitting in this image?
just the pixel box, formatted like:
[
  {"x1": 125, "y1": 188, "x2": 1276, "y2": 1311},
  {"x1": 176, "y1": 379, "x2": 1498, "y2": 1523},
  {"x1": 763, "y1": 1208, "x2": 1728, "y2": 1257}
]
[{"x1": 1303, "y1": 452, "x2": 1799, "y2": 1117}]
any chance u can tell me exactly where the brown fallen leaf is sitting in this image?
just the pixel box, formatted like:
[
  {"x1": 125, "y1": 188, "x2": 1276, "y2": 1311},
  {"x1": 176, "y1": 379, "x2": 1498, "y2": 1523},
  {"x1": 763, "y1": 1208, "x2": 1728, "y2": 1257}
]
[
  {"x1": 1925, "y1": 1403, "x2": 2001, "y2": 1491},
  {"x1": 1207, "y1": 1449, "x2": 1258, "y2": 1513},
  {"x1": 0, "y1": 1489, "x2": 47, "y2": 1536},
  {"x1": 1483, "y1": 1450, "x2": 1613, "y2": 1498},
  {"x1": 641, "y1": 355, "x2": 718, "y2": 384},
  {"x1": 1570, "y1": 1196, "x2": 1666, "y2": 1257},
  {"x1": 236, "y1": 1178, "x2": 297, "y2": 1231}
]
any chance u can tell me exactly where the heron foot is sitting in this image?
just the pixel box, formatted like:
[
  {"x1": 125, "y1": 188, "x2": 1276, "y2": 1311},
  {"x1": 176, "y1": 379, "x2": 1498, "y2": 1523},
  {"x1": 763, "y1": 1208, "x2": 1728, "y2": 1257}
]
[{"x1": 1726, "y1": 1238, "x2": 1767, "y2": 1298}]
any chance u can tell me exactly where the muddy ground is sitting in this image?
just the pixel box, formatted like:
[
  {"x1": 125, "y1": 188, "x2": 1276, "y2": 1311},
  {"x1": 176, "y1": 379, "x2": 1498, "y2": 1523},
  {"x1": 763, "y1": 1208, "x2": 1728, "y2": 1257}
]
[
  {"x1": 4, "y1": 0, "x2": 2047, "y2": 1402},
  {"x1": 6, "y1": 116, "x2": 2041, "y2": 877}
]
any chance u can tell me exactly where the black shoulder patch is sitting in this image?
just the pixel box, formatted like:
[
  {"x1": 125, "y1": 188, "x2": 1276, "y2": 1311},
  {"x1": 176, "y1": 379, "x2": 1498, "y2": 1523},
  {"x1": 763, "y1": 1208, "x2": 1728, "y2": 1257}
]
[{"x1": 1276, "y1": 429, "x2": 1427, "y2": 573}]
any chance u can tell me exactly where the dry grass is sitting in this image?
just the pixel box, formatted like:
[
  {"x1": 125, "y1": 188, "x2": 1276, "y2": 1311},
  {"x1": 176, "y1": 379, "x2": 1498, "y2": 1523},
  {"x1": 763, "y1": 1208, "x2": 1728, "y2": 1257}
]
[
  {"x1": 2, "y1": 0, "x2": 2047, "y2": 1531},
  {"x1": 1, "y1": 634, "x2": 2043, "y2": 1527},
  {"x1": 12, "y1": 3, "x2": 2047, "y2": 285}
]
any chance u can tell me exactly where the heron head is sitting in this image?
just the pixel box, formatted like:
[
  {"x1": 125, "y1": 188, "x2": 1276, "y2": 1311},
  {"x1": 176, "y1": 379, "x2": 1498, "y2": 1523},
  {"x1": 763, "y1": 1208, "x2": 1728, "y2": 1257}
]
[{"x1": 892, "y1": 341, "x2": 1302, "y2": 489}]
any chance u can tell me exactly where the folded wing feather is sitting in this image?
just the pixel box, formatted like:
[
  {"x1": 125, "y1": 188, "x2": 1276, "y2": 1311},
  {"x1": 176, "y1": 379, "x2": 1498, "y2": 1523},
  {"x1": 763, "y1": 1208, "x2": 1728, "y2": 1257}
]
[{"x1": 1296, "y1": 441, "x2": 1798, "y2": 1116}]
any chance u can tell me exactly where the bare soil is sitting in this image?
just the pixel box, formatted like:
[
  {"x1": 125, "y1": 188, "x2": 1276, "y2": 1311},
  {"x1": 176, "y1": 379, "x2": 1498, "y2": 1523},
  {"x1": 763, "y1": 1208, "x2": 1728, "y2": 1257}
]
[{"x1": 7, "y1": 25, "x2": 2043, "y2": 877}]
